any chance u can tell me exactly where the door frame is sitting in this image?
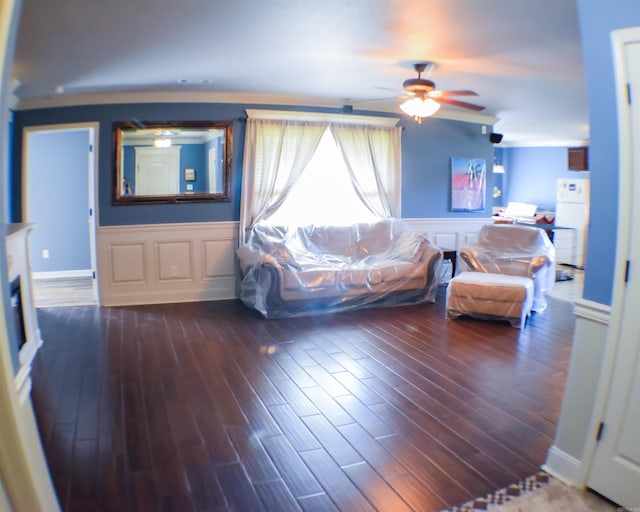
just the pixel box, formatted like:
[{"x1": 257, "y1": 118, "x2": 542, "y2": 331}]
[
  {"x1": 21, "y1": 122, "x2": 100, "y2": 304},
  {"x1": 578, "y1": 25, "x2": 639, "y2": 489}
]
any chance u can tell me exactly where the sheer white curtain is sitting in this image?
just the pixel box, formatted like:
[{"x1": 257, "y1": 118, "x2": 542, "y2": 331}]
[
  {"x1": 330, "y1": 124, "x2": 402, "y2": 218},
  {"x1": 239, "y1": 119, "x2": 326, "y2": 243}
]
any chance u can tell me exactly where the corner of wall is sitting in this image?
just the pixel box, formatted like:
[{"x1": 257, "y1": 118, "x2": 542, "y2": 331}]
[{"x1": 543, "y1": 445, "x2": 584, "y2": 487}]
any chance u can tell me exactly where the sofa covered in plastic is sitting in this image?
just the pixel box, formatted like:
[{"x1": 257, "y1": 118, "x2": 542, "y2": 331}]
[
  {"x1": 236, "y1": 219, "x2": 443, "y2": 318},
  {"x1": 458, "y1": 223, "x2": 555, "y2": 312}
]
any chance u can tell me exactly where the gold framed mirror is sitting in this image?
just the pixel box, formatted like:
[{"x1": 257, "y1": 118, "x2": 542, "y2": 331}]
[{"x1": 113, "y1": 120, "x2": 232, "y2": 204}]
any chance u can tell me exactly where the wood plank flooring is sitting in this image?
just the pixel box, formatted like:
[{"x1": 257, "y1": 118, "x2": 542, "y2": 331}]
[{"x1": 30, "y1": 288, "x2": 575, "y2": 511}]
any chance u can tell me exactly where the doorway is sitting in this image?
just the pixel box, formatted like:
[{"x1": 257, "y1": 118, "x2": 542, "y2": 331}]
[
  {"x1": 134, "y1": 146, "x2": 180, "y2": 195},
  {"x1": 22, "y1": 123, "x2": 99, "y2": 306},
  {"x1": 586, "y1": 28, "x2": 640, "y2": 507}
]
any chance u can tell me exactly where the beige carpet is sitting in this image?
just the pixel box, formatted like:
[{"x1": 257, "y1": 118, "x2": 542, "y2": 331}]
[{"x1": 443, "y1": 472, "x2": 618, "y2": 512}]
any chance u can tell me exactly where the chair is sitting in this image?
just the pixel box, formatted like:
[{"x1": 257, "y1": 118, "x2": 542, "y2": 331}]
[{"x1": 458, "y1": 224, "x2": 556, "y2": 312}]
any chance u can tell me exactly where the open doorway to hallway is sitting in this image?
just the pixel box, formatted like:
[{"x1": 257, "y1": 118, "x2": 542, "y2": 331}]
[{"x1": 22, "y1": 123, "x2": 99, "y2": 307}]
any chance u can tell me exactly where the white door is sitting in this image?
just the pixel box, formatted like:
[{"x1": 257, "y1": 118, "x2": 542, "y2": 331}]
[
  {"x1": 587, "y1": 33, "x2": 640, "y2": 508},
  {"x1": 134, "y1": 147, "x2": 180, "y2": 195}
]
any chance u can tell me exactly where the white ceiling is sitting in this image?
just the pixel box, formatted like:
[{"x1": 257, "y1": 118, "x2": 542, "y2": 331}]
[{"x1": 12, "y1": 0, "x2": 588, "y2": 146}]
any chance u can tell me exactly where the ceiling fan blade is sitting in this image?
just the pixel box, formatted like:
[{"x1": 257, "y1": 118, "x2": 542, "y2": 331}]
[
  {"x1": 349, "y1": 96, "x2": 397, "y2": 104},
  {"x1": 375, "y1": 86, "x2": 413, "y2": 96},
  {"x1": 438, "y1": 97, "x2": 486, "y2": 111},
  {"x1": 433, "y1": 89, "x2": 478, "y2": 97}
]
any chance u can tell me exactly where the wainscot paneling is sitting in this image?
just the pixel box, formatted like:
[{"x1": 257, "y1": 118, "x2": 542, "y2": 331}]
[
  {"x1": 97, "y1": 218, "x2": 491, "y2": 307},
  {"x1": 403, "y1": 217, "x2": 492, "y2": 249},
  {"x1": 97, "y1": 221, "x2": 238, "y2": 306}
]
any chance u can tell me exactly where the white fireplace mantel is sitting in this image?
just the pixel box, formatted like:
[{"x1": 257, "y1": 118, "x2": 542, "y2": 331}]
[{"x1": 6, "y1": 223, "x2": 42, "y2": 403}]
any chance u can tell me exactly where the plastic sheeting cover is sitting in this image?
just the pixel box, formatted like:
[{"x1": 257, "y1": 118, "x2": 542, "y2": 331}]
[
  {"x1": 446, "y1": 271, "x2": 535, "y2": 328},
  {"x1": 457, "y1": 223, "x2": 556, "y2": 312},
  {"x1": 236, "y1": 219, "x2": 443, "y2": 318}
]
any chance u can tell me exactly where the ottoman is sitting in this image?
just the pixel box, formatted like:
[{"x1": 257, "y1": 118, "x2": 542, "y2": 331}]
[{"x1": 446, "y1": 272, "x2": 534, "y2": 328}]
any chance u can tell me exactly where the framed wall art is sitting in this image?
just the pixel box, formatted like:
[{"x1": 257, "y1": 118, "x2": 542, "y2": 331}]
[{"x1": 451, "y1": 157, "x2": 486, "y2": 212}]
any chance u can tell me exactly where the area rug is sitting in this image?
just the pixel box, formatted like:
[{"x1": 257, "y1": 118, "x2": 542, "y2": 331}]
[{"x1": 441, "y1": 472, "x2": 617, "y2": 511}]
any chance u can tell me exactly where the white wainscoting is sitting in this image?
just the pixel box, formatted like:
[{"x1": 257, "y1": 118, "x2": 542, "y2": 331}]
[
  {"x1": 97, "y1": 218, "x2": 492, "y2": 307},
  {"x1": 403, "y1": 217, "x2": 492, "y2": 249},
  {"x1": 97, "y1": 221, "x2": 238, "y2": 306}
]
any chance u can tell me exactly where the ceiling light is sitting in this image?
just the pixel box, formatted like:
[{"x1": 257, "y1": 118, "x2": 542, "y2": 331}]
[
  {"x1": 400, "y1": 96, "x2": 441, "y2": 123},
  {"x1": 154, "y1": 138, "x2": 171, "y2": 148}
]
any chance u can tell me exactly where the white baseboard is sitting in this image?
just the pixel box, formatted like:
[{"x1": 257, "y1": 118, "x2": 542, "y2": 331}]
[
  {"x1": 32, "y1": 269, "x2": 93, "y2": 280},
  {"x1": 99, "y1": 276, "x2": 237, "y2": 307},
  {"x1": 574, "y1": 299, "x2": 611, "y2": 326},
  {"x1": 543, "y1": 445, "x2": 583, "y2": 487}
]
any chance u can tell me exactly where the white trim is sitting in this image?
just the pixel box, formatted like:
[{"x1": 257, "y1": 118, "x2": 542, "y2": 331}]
[
  {"x1": 245, "y1": 108, "x2": 400, "y2": 127},
  {"x1": 98, "y1": 220, "x2": 238, "y2": 235},
  {"x1": 500, "y1": 139, "x2": 590, "y2": 148},
  {"x1": 14, "y1": 90, "x2": 499, "y2": 126},
  {"x1": 574, "y1": 299, "x2": 611, "y2": 326},
  {"x1": 543, "y1": 446, "x2": 583, "y2": 487},
  {"x1": 32, "y1": 269, "x2": 93, "y2": 280}
]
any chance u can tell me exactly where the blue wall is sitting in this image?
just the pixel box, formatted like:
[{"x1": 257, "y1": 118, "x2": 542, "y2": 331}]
[
  {"x1": 12, "y1": 104, "x2": 244, "y2": 226},
  {"x1": 400, "y1": 115, "x2": 494, "y2": 218},
  {"x1": 576, "y1": 0, "x2": 640, "y2": 305},
  {"x1": 502, "y1": 146, "x2": 589, "y2": 211},
  {"x1": 27, "y1": 129, "x2": 91, "y2": 273},
  {"x1": 12, "y1": 103, "x2": 494, "y2": 226}
]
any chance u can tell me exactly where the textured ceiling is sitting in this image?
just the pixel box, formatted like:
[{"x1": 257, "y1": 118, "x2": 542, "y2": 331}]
[{"x1": 12, "y1": 0, "x2": 588, "y2": 146}]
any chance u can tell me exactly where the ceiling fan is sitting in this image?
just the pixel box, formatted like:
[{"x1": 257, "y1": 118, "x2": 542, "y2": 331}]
[{"x1": 398, "y1": 62, "x2": 485, "y2": 123}]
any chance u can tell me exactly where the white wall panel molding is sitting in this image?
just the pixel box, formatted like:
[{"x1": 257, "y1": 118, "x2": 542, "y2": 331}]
[
  {"x1": 97, "y1": 219, "x2": 491, "y2": 306},
  {"x1": 97, "y1": 221, "x2": 238, "y2": 306},
  {"x1": 574, "y1": 299, "x2": 611, "y2": 326},
  {"x1": 403, "y1": 217, "x2": 493, "y2": 249}
]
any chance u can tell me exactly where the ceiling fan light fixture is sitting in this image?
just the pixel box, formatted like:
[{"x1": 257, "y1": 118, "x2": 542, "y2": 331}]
[
  {"x1": 400, "y1": 97, "x2": 441, "y2": 123},
  {"x1": 154, "y1": 137, "x2": 172, "y2": 148}
]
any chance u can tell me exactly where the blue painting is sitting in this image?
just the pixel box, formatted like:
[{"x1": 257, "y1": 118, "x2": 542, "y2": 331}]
[{"x1": 451, "y1": 157, "x2": 486, "y2": 211}]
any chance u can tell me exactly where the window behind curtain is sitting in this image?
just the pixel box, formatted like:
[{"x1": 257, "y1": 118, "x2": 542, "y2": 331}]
[{"x1": 263, "y1": 128, "x2": 380, "y2": 226}]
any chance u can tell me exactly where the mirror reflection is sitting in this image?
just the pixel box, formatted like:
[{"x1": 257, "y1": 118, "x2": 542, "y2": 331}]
[{"x1": 114, "y1": 121, "x2": 232, "y2": 204}]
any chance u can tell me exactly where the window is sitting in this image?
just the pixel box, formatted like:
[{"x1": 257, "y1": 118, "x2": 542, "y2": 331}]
[
  {"x1": 239, "y1": 111, "x2": 401, "y2": 243},
  {"x1": 263, "y1": 129, "x2": 379, "y2": 226}
]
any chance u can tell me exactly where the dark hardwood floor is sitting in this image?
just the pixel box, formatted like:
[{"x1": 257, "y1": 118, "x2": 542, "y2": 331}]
[{"x1": 31, "y1": 288, "x2": 575, "y2": 512}]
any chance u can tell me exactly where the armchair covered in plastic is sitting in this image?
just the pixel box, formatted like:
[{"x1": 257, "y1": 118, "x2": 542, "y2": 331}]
[
  {"x1": 458, "y1": 223, "x2": 555, "y2": 312},
  {"x1": 236, "y1": 219, "x2": 443, "y2": 318}
]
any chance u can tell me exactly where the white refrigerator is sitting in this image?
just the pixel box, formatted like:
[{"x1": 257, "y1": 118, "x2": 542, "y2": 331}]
[{"x1": 554, "y1": 178, "x2": 590, "y2": 268}]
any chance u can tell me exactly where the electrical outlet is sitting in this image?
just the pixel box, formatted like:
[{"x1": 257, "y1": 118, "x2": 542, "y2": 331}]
[{"x1": 42, "y1": 249, "x2": 49, "y2": 259}]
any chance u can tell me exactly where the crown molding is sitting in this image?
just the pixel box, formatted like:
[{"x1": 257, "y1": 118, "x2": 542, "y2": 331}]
[{"x1": 14, "y1": 90, "x2": 499, "y2": 125}]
